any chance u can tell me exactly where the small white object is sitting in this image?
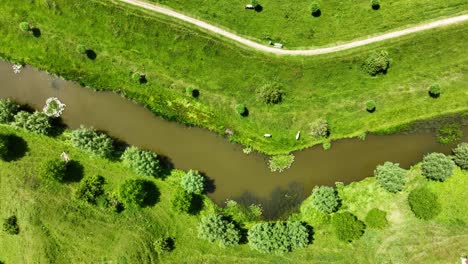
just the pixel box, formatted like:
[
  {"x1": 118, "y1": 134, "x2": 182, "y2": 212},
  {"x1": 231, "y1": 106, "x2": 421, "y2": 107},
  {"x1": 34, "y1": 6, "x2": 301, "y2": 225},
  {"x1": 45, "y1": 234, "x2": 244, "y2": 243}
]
[
  {"x1": 60, "y1": 152, "x2": 70, "y2": 163},
  {"x1": 245, "y1": 4, "x2": 254, "y2": 9},
  {"x1": 295, "y1": 131, "x2": 301, "y2": 140},
  {"x1": 43, "y1": 97, "x2": 66, "y2": 118},
  {"x1": 274, "y1": 43, "x2": 283, "y2": 49},
  {"x1": 264, "y1": 134, "x2": 272, "y2": 138},
  {"x1": 12, "y1": 64, "x2": 22, "y2": 74},
  {"x1": 461, "y1": 257, "x2": 467, "y2": 264}
]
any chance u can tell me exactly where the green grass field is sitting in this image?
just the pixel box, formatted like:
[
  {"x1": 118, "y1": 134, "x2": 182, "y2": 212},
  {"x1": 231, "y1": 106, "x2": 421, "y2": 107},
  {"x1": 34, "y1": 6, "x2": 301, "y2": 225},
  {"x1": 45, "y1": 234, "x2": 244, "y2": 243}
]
[
  {"x1": 0, "y1": 126, "x2": 466, "y2": 263},
  {"x1": 0, "y1": 0, "x2": 467, "y2": 155},
  {"x1": 149, "y1": 0, "x2": 468, "y2": 47}
]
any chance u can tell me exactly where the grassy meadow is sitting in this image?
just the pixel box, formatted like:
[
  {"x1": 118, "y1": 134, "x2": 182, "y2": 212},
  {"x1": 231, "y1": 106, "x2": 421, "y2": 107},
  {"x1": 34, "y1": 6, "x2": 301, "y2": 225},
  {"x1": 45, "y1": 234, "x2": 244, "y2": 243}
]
[
  {"x1": 0, "y1": 125, "x2": 466, "y2": 263},
  {"x1": 0, "y1": 0, "x2": 467, "y2": 155}
]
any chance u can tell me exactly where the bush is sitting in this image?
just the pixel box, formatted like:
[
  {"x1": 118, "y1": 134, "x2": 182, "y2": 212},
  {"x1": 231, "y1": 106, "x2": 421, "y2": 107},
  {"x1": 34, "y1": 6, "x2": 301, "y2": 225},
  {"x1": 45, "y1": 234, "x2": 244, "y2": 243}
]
[
  {"x1": 118, "y1": 179, "x2": 151, "y2": 208},
  {"x1": 70, "y1": 126, "x2": 114, "y2": 158},
  {"x1": 75, "y1": 175, "x2": 106, "y2": 204},
  {"x1": 366, "y1": 100, "x2": 376, "y2": 112},
  {"x1": 365, "y1": 208, "x2": 388, "y2": 228},
  {"x1": 311, "y1": 186, "x2": 339, "y2": 213},
  {"x1": 322, "y1": 141, "x2": 331, "y2": 150},
  {"x1": 310, "y1": 118, "x2": 329, "y2": 138},
  {"x1": 0, "y1": 135, "x2": 9, "y2": 160},
  {"x1": 371, "y1": 0, "x2": 380, "y2": 10},
  {"x1": 256, "y1": 83, "x2": 283, "y2": 104},
  {"x1": 363, "y1": 50, "x2": 390, "y2": 76},
  {"x1": 331, "y1": 212, "x2": 365, "y2": 242},
  {"x1": 76, "y1": 44, "x2": 87, "y2": 54},
  {"x1": 248, "y1": 221, "x2": 309, "y2": 254},
  {"x1": 38, "y1": 158, "x2": 67, "y2": 182},
  {"x1": 251, "y1": 0, "x2": 259, "y2": 7},
  {"x1": 453, "y1": 142, "x2": 468, "y2": 170},
  {"x1": 235, "y1": 104, "x2": 248, "y2": 117},
  {"x1": 421, "y1": 152, "x2": 454, "y2": 181},
  {"x1": 13, "y1": 111, "x2": 51, "y2": 135},
  {"x1": 374, "y1": 162, "x2": 407, "y2": 193},
  {"x1": 310, "y1": 2, "x2": 321, "y2": 17},
  {"x1": 198, "y1": 214, "x2": 241, "y2": 247},
  {"x1": 268, "y1": 154, "x2": 294, "y2": 172},
  {"x1": 224, "y1": 200, "x2": 263, "y2": 223},
  {"x1": 0, "y1": 98, "x2": 20, "y2": 123},
  {"x1": 3, "y1": 215, "x2": 19, "y2": 235},
  {"x1": 436, "y1": 124, "x2": 462, "y2": 144},
  {"x1": 408, "y1": 187, "x2": 441, "y2": 220},
  {"x1": 180, "y1": 170, "x2": 205, "y2": 194},
  {"x1": 429, "y1": 83, "x2": 441, "y2": 98},
  {"x1": 121, "y1": 146, "x2": 161, "y2": 177},
  {"x1": 42, "y1": 97, "x2": 66, "y2": 118},
  {"x1": 171, "y1": 189, "x2": 193, "y2": 213},
  {"x1": 19, "y1": 22, "x2": 30, "y2": 32}
]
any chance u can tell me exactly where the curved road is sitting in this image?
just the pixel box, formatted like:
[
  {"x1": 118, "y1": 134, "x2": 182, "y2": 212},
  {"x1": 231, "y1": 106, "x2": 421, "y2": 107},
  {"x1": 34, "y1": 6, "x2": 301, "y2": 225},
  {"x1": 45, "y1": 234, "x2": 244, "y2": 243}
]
[{"x1": 118, "y1": 0, "x2": 468, "y2": 55}]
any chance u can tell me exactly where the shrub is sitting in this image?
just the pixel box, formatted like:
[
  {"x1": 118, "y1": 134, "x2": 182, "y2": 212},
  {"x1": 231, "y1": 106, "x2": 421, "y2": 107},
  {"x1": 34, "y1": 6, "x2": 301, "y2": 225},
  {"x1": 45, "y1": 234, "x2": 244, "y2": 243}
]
[
  {"x1": 224, "y1": 200, "x2": 263, "y2": 223},
  {"x1": 408, "y1": 187, "x2": 441, "y2": 220},
  {"x1": 118, "y1": 179, "x2": 151, "y2": 207},
  {"x1": 363, "y1": 50, "x2": 390, "y2": 76},
  {"x1": 3, "y1": 215, "x2": 19, "y2": 235},
  {"x1": 42, "y1": 97, "x2": 66, "y2": 118},
  {"x1": 0, "y1": 98, "x2": 20, "y2": 123},
  {"x1": 38, "y1": 158, "x2": 67, "y2": 182},
  {"x1": 180, "y1": 170, "x2": 205, "y2": 194},
  {"x1": 13, "y1": 111, "x2": 51, "y2": 135},
  {"x1": 453, "y1": 142, "x2": 468, "y2": 170},
  {"x1": 366, "y1": 100, "x2": 376, "y2": 112},
  {"x1": 251, "y1": 0, "x2": 259, "y2": 7},
  {"x1": 331, "y1": 212, "x2": 365, "y2": 242},
  {"x1": 0, "y1": 135, "x2": 9, "y2": 160},
  {"x1": 171, "y1": 189, "x2": 193, "y2": 213},
  {"x1": 268, "y1": 154, "x2": 294, "y2": 172},
  {"x1": 75, "y1": 175, "x2": 106, "y2": 204},
  {"x1": 365, "y1": 208, "x2": 388, "y2": 228},
  {"x1": 76, "y1": 44, "x2": 87, "y2": 54},
  {"x1": 429, "y1": 83, "x2": 441, "y2": 98},
  {"x1": 198, "y1": 214, "x2": 241, "y2": 247},
  {"x1": 311, "y1": 186, "x2": 339, "y2": 213},
  {"x1": 374, "y1": 162, "x2": 407, "y2": 193},
  {"x1": 248, "y1": 221, "x2": 309, "y2": 254},
  {"x1": 310, "y1": 118, "x2": 329, "y2": 138},
  {"x1": 70, "y1": 126, "x2": 114, "y2": 158},
  {"x1": 436, "y1": 124, "x2": 462, "y2": 144},
  {"x1": 19, "y1": 22, "x2": 30, "y2": 32},
  {"x1": 235, "y1": 104, "x2": 248, "y2": 116},
  {"x1": 310, "y1": 2, "x2": 321, "y2": 17},
  {"x1": 121, "y1": 146, "x2": 161, "y2": 177},
  {"x1": 322, "y1": 141, "x2": 331, "y2": 150},
  {"x1": 256, "y1": 83, "x2": 283, "y2": 104},
  {"x1": 421, "y1": 152, "x2": 454, "y2": 181},
  {"x1": 371, "y1": 0, "x2": 380, "y2": 10}
]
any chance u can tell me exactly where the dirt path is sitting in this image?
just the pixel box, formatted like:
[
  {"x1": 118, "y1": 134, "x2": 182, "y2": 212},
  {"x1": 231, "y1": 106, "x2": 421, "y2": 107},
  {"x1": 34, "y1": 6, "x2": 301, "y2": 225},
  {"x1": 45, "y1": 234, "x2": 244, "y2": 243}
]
[{"x1": 117, "y1": 0, "x2": 468, "y2": 56}]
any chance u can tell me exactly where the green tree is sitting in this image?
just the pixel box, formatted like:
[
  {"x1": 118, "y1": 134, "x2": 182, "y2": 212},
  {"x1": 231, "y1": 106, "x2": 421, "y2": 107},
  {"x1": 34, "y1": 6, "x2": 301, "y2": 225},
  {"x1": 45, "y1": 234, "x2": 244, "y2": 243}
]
[
  {"x1": 371, "y1": 0, "x2": 380, "y2": 10},
  {"x1": 374, "y1": 162, "x2": 407, "y2": 193},
  {"x1": 453, "y1": 142, "x2": 468, "y2": 170},
  {"x1": 363, "y1": 50, "x2": 390, "y2": 76},
  {"x1": 365, "y1": 208, "x2": 388, "y2": 229},
  {"x1": 310, "y1": 118, "x2": 329, "y2": 138},
  {"x1": 3, "y1": 215, "x2": 19, "y2": 235},
  {"x1": 121, "y1": 146, "x2": 161, "y2": 177},
  {"x1": 421, "y1": 153, "x2": 454, "y2": 181},
  {"x1": 70, "y1": 126, "x2": 114, "y2": 158},
  {"x1": 38, "y1": 158, "x2": 67, "y2": 182},
  {"x1": 198, "y1": 213, "x2": 241, "y2": 247},
  {"x1": 310, "y1": 186, "x2": 339, "y2": 213},
  {"x1": 310, "y1": 2, "x2": 321, "y2": 17},
  {"x1": 118, "y1": 179, "x2": 150, "y2": 207},
  {"x1": 331, "y1": 212, "x2": 365, "y2": 242},
  {"x1": 76, "y1": 44, "x2": 87, "y2": 54},
  {"x1": 248, "y1": 221, "x2": 309, "y2": 253},
  {"x1": 19, "y1": 22, "x2": 30, "y2": 32},
  {"x1": 235, "y1": 104, "x2": 248, "y2": 116},
  {"x1": 408, "y1": 187, "x2": 441, "y2": 220},
  {"x1": 366, "y1": 100, "x2": 376, "y2": 112},
  {"x1": 256, "y1": 83, "x2": 283, "y2": 104},
  {"x1": 429, "y1": 83, "x2": 441, "y2": 98},
  {"x1": 13, "y1": 111, "x2": 51, "y2": 135},
  {"x1": 171, "y1": 189, "x2": 193, "y2": 213},
  {"x1": 0, "y1": 98, "x2": 20, "y2": 123},
  {"x1": 75, "y1": 175, "x2": 106, "y2": 204},
  {"x1": 180, "y1": 170, "x2": 205, "y2": 194}
]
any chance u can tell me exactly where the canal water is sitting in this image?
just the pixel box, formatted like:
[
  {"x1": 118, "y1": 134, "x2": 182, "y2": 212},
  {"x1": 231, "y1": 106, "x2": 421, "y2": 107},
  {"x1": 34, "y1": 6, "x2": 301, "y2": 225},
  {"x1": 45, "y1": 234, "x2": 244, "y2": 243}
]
[{"x1": 1, "y1": 61, "x2": 466, "y2": 218}]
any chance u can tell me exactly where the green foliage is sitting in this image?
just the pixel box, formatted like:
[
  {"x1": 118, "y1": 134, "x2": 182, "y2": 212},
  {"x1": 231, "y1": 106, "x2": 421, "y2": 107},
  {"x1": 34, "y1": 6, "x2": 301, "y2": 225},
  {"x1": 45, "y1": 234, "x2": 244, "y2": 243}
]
[
  {"x1": 322, "y1": 141, "x2": 331, "y2": 150},
  {"x1": 310, "y1": 118, "x2": 329, "y2": 138},
  {"x1": 171, "y1": 189, "x2": 193, "y2": 213},
  {"x1": 235, "y1": 104, "x2": 248, "y2": 116},
  {"x1": 436, "y1": 124, "x2": 462, "y2": 144},
  {"x1": 75, "y1": 175, "x2": 106, "y2": 204},
  {"x1": 256, "y1": 83, "x2": 283, "y2": 104},
  {"x1": 311, "y1": 186, "x2": 339, "y2": 213},
  {"x1": 118, "y1": 179, "x2": 150, "y2": 208},
  {"x1": 180, "y1": 170, "x2": 205, "y2": 194},
  {"x1": 268, "y1": 154, "x2": 295, "y2": 172},
  {"x1": 13, "y1": 111, "x2": 51, "y2": 135},
  {"x1": 374, "y1": 162, "x2": 407, "y2": 193},
  {"x1": 310, "y1": 2, "x2": 321, "y2": 16},
  {"x1": 224, "y1": 200, "x2": 263, "y2": 223},
  {"x1": 366, "y1": 100, "x2": 376, "y2": 112},
  {"x1": 38, "y1": 158, "x2": 67, "y2": 182},
  {"x1": 421, "y1": 152, "x2": 454, "y2": 181},
  {"x1": 248, "y1": 221, "x2": 309, "y2": 254},
  {"x1": 0, "y1": 98, "x2": 20, "y2": 123},
  {"x1": 408, "y1": 187, "x2": 441, "y2": 220},
  {"x1": 371, "y1": 0, "x2": 380, "y2": 9},
  {"x1": 121, "y1": 146, "x2": 161, "y2": 177},
  {"x1": 198, "y1": 214, "x2": 241, "y2": 247},
  {"x1": 365, "y1": 208, "x2": 388, "y2": 229},
  {"x1": 331, "y1": 212, "x2": 365, "y2": 242},
  {"x1": 19, "y1": 22, "x2": 30, "y2": 32},
  {"x1": 2, "y1": 215, "x2": 19, "y2": 235},
  {"x1": 453, "y1": 142, "x2": 468, "y2": 170},
  {"x1": 429, "y1": 83, "x2": 441, "y2": 97},
  {"x1": 251, "y1": 0, "x2": 258, "y2": 7},
  {"x1": 70, "y1": 126, "x2": 114, "y2": 158},
  {"x1": 363, "y1": 50, "x2": 390, "y2": 76},
  {"x1": 358, "y1": 132, "x2": 367, "y2": 141},
  {"x1": 76, "y1": 44, "x2": 87, "y2": 54}
]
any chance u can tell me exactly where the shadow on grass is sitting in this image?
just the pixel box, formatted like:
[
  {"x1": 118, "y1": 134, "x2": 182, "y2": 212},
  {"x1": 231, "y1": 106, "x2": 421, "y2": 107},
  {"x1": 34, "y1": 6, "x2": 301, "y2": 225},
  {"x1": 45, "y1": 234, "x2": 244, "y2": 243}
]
[
  {"x1": 189, "y1": 194, "x2": 204, "y2": 215},
  {"x1": 63, "y1": 160, "x2": 84, "y2": 182},
  {"x1": 85, "y1": 50, "x2": 97, "y2": 60},
  {"x1": 158, "y1": 154, "x2": 175, "y2": 179},
  {"x1": 5, "y1": 135, "x2": 28, "y2": 161},
  {"x1": 254, "y1": 4, "x2": 263, "y2": 12},
  {"x1": 31, "y1": 28, "x2": 41, "y2": 37},
  {"x1": 312, "y1": 10, "x2": 321, "y2": 17},
  {"x1": 143, "y1": 180, "x2": 160, "y2": 207}
]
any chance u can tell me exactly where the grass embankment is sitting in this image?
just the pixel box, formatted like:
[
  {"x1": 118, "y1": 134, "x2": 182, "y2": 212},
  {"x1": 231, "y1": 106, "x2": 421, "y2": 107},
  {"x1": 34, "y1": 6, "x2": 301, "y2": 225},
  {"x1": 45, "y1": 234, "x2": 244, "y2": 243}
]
[
  {"x1": 149, "y1": 0, "x2": 468, "y2": 47},
  {"x1": 1, "y1": 126, "x2": 466, "y2": 263},
  {"x1": 1, "y1": 0, "x2": 467, "y2": 155}
]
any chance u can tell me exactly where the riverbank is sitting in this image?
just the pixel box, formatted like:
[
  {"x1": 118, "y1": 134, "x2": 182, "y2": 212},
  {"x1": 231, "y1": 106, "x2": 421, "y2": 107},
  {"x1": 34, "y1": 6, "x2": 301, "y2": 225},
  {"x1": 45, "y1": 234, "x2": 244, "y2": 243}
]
[{"x1": 1, "y1": 0, "x2": 467, "y2": 155}]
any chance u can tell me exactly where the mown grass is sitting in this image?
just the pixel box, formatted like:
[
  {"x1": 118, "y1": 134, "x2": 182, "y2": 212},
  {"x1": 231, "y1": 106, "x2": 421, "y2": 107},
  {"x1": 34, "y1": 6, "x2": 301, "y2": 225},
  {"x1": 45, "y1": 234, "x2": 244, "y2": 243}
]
[
  {"x1": 149, "y1": 0, "x2": 468, "y2": 47},
  {"x1": 0, "y1": 0, "x2": 467, "y2": 155},
  {"x1": 1, "y1": 126, "x2": 466, "y2": 263}
]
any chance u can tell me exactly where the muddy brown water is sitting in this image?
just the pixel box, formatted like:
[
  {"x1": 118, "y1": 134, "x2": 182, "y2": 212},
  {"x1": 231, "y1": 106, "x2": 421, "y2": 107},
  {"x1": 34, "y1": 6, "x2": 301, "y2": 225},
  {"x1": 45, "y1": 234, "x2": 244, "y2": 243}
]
[{"x1": 1, "y1": 61, "x2": 466, "y2": 218}]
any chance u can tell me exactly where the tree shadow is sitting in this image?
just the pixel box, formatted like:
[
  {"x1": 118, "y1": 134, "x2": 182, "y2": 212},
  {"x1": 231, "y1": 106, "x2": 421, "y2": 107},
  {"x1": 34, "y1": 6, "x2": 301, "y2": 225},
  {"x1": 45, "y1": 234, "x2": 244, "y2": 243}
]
[
  {"x1": 254, "y1": 5, "x2": 263, "y2": 12},
  {"x1": 63, "y1": 160, "x2": 84, "y2": 182},
  {"x1": 311, "y1": 10, "x2": 321, "y2": 17},
  {"x1": 85, "y1": 50, "x2": 97, "y2": 60},
  {"x1": 139, "y1": 75, "x2": 147, "y2": 84},
  {"x1": 240, "y1": 107, "x2": 249, "y2": 117},
  {"x1": 143, "y1": 180, "x2": 160, "y2": 207},
  {"x1": 158, "y1": 154, "x2": 175, "y2": 179},
  {"x1": 191, "y1": 89, "x2": 200, "y2": 98},
  {"x1": 372, "y1": 4, "x2": 380, "y2": 10},
  {"x1": 202, "y1": 173, "x2": 216, "y2": 193},
  {"x1": 49, "y1": 117, "x2": 67, "y2": 137},
  {"x1": 5, "y1": 135, "x2": 29, "y2": 161},
  {"x1": 31, "y1": 28, "x2": 41, "y2": 38},
  {"x1": 366, "y1": 107, "x2": 376, "y2": 113},
  {"x1": 429, "y1": 91, "x2": 440, "y2": 98},
  {"x1": 188, "y1": 194, "x2": 204, "y2": 215},
  {"x1": 304, "y1": 223, "x2": 315, "y2": 245}
]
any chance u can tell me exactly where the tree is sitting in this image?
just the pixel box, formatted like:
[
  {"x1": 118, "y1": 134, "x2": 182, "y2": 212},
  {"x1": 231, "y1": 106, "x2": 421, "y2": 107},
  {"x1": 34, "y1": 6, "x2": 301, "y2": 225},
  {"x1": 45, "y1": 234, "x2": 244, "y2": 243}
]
[
  {"x1": 76, "y1": 44, "x2": 87, "y2": 54},
  {"x1": 248, "y1": 221, "x2": 309, "y2": 253},
  {"x1": 310, "y1": 2, "x2": 321, "y2": 17},
  {"x1": 310, "y1": 186, "x2": 339, "y2": 213},
  {"x1": 38, "y1": 158, "x2": 67, "y2": 182},
  {"x1": 408, "y1": 187, "x2": 441, "y2": 220},
  {"x1": 365, "y1": 208, "x2": 388, "y2": 229},
  {"x1": 171, "y1": 189, "x2": 193, "y2": 213},
  {"x1": 19, "y1": 22, "x2": 30, "y2": 32},
  {"x1": 374, "y1": 162, "x2": 407, "y2": 193},
  {"x1": 256, "y1": 83, "x2": 283, "y2": 104},
  {"x1": 268, "y1": 154, "x2": 295, "y2": 172},
  {"x1": 453, "y1": 142, "x2": 468, "y2": 170},
  {"x1": 421, "y1": 153, "x2": 454, "y2": 181},
  {"x1": 235, "y1": 104, "x2": 248, "y2": 117},
  {"x1": 198, "y1": 214, "x2": 241, "y2": 247},
  {"x1": 121, "y1": 146, "x2": 161, "y2": 177},
  {"x1": 363, "y1": 50, "x2": 390, "y2": 76},
  {"x1": 13, "y1": 111, "x2": 51, "y2": 135},
  {"x1": 366, "y1": 100, "x2": 376, "y2": 112},
  {"x1": 70, "y1": 126, "x2": 114, "y2": 158},
  {"x1": 0, "y1": 98, "x2": 20, "y2": 123},
  {"x1": 118, "y1": 179, "x2": 150, "y2": 207},
  {"x1": 429, "y1": 83, "x2": 441, "y2": 98},
  {"x1": 75, "y1": 175, "x2": 106, "y2": 204},
  {"x1": 310, "y1": 118, "x2": 329, "y2": 138},
  {"x1": 180, "y1": 170, "x2": 205, "y2": 194},
  {"x1": 3, "y1": 215, "x2": 19, "y2": 235},
  {"x1": 331, "y1": 212, "x2": 365, "y2": 242}
]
